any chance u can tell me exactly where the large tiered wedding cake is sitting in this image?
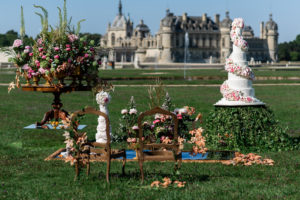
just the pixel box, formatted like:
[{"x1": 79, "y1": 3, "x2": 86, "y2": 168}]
[{"x1": 215, "y1": 18, "x2": 264, "y2": 106}]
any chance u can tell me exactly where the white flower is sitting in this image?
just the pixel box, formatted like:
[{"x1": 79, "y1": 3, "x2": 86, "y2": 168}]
[
  {"x1": 63, "y1": 131, "x2": 70, "y2": 139},
  {"x1": 96, "y1": 91, "x2": 111, "y2": 105},
  {"x1": 179, "y1": 108, "x2": 188, "y2": 115},
  {"x1": 129, "y1": 108, "x2": 137, "y2": 115},
  {"x1": 174, "y1": 108, "x2": 179, "y2": 114},
  {"x1": 121, "y1": 109, "x2": 128, "y2": 115},
  {"x1": 132, "y1": 125, "x2": 139, "y2": 130}
]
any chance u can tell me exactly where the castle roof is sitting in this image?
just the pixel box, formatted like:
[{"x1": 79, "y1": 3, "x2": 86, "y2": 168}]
[
  {"x1": 161, "y1": 9, "x2": 219, "y2": 31},
  {"x1": 266, "y1": 14, "x2": 278, "y2": 31},
  {"x1": 220, "y1": 11, "x2": 232, "y2": 28}
]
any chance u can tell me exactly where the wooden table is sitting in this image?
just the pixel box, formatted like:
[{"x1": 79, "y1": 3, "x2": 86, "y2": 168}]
[{"x1": 22, "y1": 85, "x2": 92, "y2": 126}]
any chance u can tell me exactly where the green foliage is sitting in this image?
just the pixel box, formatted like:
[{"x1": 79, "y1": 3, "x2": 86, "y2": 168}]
[
  {"x1": 205, "y1": 106, "x2": 300, "y2": 152},
  {"x1": 278, "y1": 34, "x2": 300, "y2": 61},
  {"x1": 148, "y1": 79, "x2": 165, "y2": 109},
  {"x1": 162, "y1": 92, "x2": 174, "y2": 111},
  {"x1": 79, "y1": 33, "x2": 101, "y2": 46},
  {"x1": 34, "y1": 5, "x2": 49, "y2": 36},
  {"x1": 20, "y1": 6, "x2": 25, "y2": 40}
]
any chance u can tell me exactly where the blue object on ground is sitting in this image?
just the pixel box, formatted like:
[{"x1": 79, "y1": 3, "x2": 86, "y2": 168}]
[
  {"x1": 124, "y1": 150, "x2": 208, "y2": 160},
  {"x1": 24, "y1": 124, "x2": 87, "y2": 130}
]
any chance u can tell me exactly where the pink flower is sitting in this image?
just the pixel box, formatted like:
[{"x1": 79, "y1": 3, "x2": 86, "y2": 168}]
[
  {"x1": 12, "y1": 39, "x2": 23, "y2": 48},
  {"x1": 160, "y1": 136, "x2": 166, "y2": 142},
  {"x1": 29, "y1": 52, "x2": 33, "y2": 57},
  {"x1": 68, "y1": 58, "x2": 72, "y2": 63},
  {"x1": 42, "y1": 55, "x2": 47, "y2": 60},
  {"x1": 37, "y1": 38, "x2": 43, "y2": 45},
  {"x1": 177, "y1": 114, "x2": 183, "y2": 120},
  {"x1": 66, "y1": 47, "x2": 71, "y2": 51},
  {"x1": 121, "y1": 109, "x2": 128, "y2": 115},
  {"x1": 38, "y1": 47, "x2": 43, "y2": 52},
  {"x1": 68, "y1": 34, "x2": 78, "y2": 43},
  {"x1": 54, "y1": 55, "x2": 60, "y2": 59},
  {"x1": 38, "y1": 67, "x2": 46, "y2": 74},
  {"x1": 84, "y1": 53, "x2": 89, "y2": 58},
  {"x1": 49, "y1": 59, "x2": 53, "y2": 63},
  {"x1": 39, "y1": 53, "x2": 43, "y2": 57},
  {"x1": 54, "y1": 47, "x2": 60, "y2": 51},
  {"x1": 90, "y1": 47, "x2": 95, "y2": 51},
  {"x1": 22, "y1": 64, "x2": 30, "y2": 70},
  {"x1": 66, "y1": 44, "x2": 71, "y2": 48},
  {"x1": 153, "y1": 119, "x2": 160, "y2": 125},
  {"x1": 132, "y1": 125, "x2": 139, "y2": 130}
]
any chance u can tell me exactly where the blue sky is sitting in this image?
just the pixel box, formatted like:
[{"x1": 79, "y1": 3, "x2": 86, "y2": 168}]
[{"x1": 0, "y1": 0, "x2": 298, "y2": 43}]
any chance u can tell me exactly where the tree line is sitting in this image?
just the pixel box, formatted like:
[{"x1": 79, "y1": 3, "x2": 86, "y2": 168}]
[{"x1": 278, "y1": 35, "x2": 300, "y2": 61}]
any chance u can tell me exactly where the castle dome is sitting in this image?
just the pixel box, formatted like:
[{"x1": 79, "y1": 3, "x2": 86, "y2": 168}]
[
  {"x1": 265, "y1": 14, "x2": 278, "y2": 31},
  {"x1": 136, "y1": 20, "x2": 150, "y2": 32},
  {"x1": 220, "y1": 11, "x2": 232, "y2": 28},
  {"x1": 161, "y1": 9, "x2": 175, "y2": 27}
]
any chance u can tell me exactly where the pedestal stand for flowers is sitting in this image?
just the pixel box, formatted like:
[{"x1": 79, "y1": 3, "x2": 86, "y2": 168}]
[{"x1": 22, "y1": 85, "x2": 92, "y2": 126}]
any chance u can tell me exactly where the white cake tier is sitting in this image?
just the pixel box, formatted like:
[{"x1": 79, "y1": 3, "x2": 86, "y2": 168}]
[
  {"x1": 227, "y1": 73, "x2": 254, "y2": 96},
  {"x1": 230, "y1": 45, "x2": 247, "y2": 63}
]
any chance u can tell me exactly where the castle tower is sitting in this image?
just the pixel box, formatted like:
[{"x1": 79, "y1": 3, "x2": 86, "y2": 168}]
[
  {"x1": 265, "y1": 14, "x2": 278, "y2": 62},
  {"x1": 220, "y1": 11, "x2": 232, "y2": 63},
  {"x1": 159, "y1": 9, "x2": 173, "y2": 63}
]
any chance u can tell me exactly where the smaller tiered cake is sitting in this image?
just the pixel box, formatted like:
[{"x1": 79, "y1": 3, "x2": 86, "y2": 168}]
[{"x1": 215, "y1": 18, "x2": 264, "y2": 106}]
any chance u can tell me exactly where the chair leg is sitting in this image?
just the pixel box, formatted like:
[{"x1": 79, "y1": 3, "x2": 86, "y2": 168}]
[
  {"x1": 106, "y1": 159, "x2": 111, "y2": 183},
  {"x1": 122, "y1": 154, "x2": 126, "y2": 176},
  {"x1": 138, "y1": 158, "x2": 144, "y2": 183},
  {"x1": 74, "y1": 162, "x2": 79, "y2": 181},
  {"x1": 86, "y1": 162, "x2": 90, "y2": 176}
]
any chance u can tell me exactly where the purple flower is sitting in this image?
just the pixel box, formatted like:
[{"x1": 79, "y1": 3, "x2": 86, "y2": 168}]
[{"x1": 12, "y1": 39, "x2": 23, "y2": 48}]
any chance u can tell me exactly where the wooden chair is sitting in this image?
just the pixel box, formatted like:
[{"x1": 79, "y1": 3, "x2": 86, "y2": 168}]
[
  {"x1": 71, "y1": 107, "x2": 126, "y2": 183},
  {"x1": 137, "y1": 107, "x2": 182, "y2": 183}
]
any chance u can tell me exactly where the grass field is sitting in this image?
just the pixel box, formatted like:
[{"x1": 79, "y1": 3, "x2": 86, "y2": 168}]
[{"x1": 1, "y1": 70, "x2": 300, "y2": 199}]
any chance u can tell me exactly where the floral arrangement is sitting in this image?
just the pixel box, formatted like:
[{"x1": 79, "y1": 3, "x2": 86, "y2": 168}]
[
  {"x1": 220, "y1": 81, "x2": 254, "y2": 103},
  {"x1": 223, "y1": 152, "x2": 274, "y2": 166},
  {"x1": 230, "y1": 18, "x2": 248, "y2": 51},
  {"x1": 225, "y1": 58, "x2": 255, "y2": 80},
  {"x1": 115, "y1": 96, "x2": 139, "y2": 143},
  {"x1": 7, "y1": 0, "x2": 100, "y2": 91},
  {"x1": 151, "y1": 177, "x2": 186, "y2": 188},
  {"x1": 118, "y1": 93, "x2": 204, "y2": 155},
  {"x1": 63, "y1": 130, "x2": 89, "y2": 166},
  {"x1": 189, "y1": 128, "x2": 207, "y2": 155}
]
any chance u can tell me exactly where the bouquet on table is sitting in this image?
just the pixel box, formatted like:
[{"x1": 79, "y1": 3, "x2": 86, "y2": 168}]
[{"x1": 7, "y1": 0, "x2": 101, "y2": 92}]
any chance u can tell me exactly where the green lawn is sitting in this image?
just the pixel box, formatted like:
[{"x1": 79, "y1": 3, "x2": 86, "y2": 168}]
[
  {"x1": 1, "y1": 82, "x2": 300, "y2": 199},
  {"x1": 2, "y1": 68, "x2": 300, "y2": 85}
]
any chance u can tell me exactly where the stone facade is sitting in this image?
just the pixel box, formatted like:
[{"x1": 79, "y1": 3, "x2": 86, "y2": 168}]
[{"x1": 100, "y1": 0, "x2": 278, "y2": 63}]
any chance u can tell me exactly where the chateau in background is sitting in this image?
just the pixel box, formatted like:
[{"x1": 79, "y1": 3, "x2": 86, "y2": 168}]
[{"x1": 100, "y1": 0, "x2": 278, "y2": 64}]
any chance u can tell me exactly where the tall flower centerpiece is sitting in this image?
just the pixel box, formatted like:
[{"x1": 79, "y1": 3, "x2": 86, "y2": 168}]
[{"x1": 7, "y1": 0, "x2": 100, "y2": 91}]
